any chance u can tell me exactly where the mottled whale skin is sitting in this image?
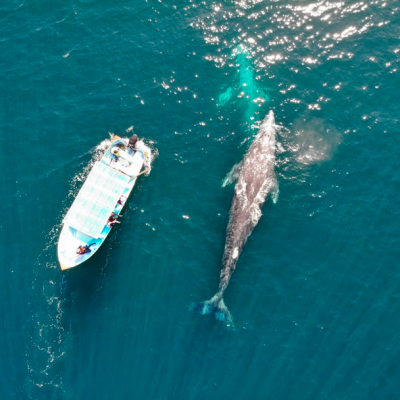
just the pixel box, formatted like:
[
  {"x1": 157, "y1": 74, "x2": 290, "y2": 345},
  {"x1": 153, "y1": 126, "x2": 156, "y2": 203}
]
[{"x1": 192, "y1": 111, "x2": 277, "y2": 326}]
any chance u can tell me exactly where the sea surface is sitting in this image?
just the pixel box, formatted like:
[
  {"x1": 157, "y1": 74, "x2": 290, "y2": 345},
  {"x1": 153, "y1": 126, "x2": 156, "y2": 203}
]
[{"x1": 1, "y1": 1, "x2": 400, "y2": 399}]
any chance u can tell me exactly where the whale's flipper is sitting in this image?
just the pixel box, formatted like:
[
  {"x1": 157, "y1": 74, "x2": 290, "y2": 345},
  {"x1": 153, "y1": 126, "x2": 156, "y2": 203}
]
[
  {"x1": 222, "y1": 161, "x2": 243, "y2": 187},
  {"x1": 190, "y1": 294, "x2": 234, "y2": 326}
]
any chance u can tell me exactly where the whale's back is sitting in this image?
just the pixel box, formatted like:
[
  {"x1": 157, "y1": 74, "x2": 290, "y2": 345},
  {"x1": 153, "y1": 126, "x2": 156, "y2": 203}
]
[{"x1": 225, "y1": 112, "x2": 277, "y2": 258}]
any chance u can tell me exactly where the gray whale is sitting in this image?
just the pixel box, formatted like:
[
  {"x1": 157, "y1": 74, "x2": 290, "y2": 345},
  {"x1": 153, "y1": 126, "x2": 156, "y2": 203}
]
[{"x1": 192, "y1": 111, "x2": 278, "y2": 326}]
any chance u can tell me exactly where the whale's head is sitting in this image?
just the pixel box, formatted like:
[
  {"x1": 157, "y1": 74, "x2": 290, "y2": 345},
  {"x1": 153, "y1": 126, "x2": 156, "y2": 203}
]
[
  {"x1": 256, "y1": 111, "x2": 276, "y2": 142},
  {"x1": 267, "y1": 110, "x2": 275, "y2": 125}
]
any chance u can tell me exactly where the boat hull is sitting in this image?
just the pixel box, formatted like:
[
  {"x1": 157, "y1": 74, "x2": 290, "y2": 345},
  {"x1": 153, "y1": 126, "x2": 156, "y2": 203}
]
[{"x1": 57, "y1": 136, "x2": 147, "y2": 270}]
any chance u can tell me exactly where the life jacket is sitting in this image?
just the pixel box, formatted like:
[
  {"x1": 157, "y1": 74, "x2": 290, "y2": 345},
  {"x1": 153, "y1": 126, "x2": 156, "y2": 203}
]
[{"x1": 77, "y1": 246, "x2": 90, "y2": 254}]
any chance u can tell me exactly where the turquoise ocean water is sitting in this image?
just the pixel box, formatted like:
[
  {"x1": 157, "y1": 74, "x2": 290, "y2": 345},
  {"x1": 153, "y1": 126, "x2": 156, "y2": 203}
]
[{"x1": 1, "y1": 1, "x2": 400, "y2": 399}]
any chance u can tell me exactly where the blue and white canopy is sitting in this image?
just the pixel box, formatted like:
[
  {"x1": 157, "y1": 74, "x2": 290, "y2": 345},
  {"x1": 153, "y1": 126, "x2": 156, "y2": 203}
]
[{"x1": 64, "y1": 162, "x2": 129, "y2": 238}]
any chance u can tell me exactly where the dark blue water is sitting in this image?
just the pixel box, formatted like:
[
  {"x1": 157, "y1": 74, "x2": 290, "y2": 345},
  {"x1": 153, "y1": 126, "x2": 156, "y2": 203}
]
[{"x1": 1, "y1": 1, "x2": 400, "y2": 399}]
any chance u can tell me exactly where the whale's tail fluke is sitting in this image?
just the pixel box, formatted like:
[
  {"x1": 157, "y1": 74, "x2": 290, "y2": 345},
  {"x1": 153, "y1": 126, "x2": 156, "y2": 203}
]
[{"x1": 190, "y1": 293, "x2": 234, "y2": 326}]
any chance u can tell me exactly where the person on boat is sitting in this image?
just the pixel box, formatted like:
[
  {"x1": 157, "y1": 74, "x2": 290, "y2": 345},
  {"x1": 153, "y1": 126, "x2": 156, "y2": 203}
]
[
  {"x1": 107, "y1": 219, "x2": 120, "y2": 228},
  {"x1": 117, "y1": 195, "x2": 126, "y2": 206},
  {"x1": 110, "y1": 212, "x2": 121, "y2": 219},
  {"x1": 107, "y1": 214, "x2": 121, "y2": 228},
  {"x1": 76, "y1": 243, "x2": 95, "y2": 255},
  {"x1": 111, "y1": 148, "x2": 120, "y2": 162}
]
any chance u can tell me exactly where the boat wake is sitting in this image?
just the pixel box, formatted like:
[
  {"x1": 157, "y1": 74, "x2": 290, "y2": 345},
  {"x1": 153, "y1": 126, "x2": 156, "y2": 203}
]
[
  {"x1": 24, "y1": 134, "x2": 157, "y2": 398},
  {"x1": 24, "y1": 139, "x2": 116, "y2": 397},
  {"x1": 24, "y1": 223, "x2": 70, "y2": 399}
]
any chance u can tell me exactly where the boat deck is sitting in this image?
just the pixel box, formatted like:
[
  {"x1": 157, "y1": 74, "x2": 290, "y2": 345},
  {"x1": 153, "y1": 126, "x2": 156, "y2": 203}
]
[
  {"x1": 57, "y1": 136, "x2": 148, "y2": 270},
  {"x1": 63, "y1": 162, "x2": 130, "y2": 239}
]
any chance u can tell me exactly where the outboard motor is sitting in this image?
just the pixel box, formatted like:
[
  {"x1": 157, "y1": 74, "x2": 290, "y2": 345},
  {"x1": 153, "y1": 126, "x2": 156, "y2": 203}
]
[{"x1": 128, "y1": 134, "x2": 138, "y2": 150}]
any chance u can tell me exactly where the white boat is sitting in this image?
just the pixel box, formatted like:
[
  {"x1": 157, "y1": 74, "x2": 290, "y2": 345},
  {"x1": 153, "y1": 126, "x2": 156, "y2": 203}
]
[{"x1": 57, "y1": 135, "x2": 150, "y2": 270}]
